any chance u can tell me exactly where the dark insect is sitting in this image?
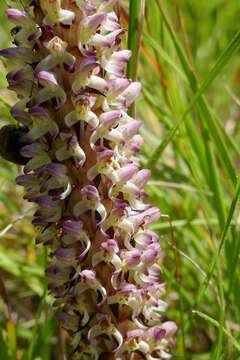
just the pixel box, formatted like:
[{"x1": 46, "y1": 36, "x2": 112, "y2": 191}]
[{"x1": 0, "y1": 125, "x2": 29, "y2": 165}]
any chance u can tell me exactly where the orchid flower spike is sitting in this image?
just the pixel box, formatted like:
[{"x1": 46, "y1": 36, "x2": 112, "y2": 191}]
[{"x1": 2, "y1": 0, "x2": 177, "y2": 358}]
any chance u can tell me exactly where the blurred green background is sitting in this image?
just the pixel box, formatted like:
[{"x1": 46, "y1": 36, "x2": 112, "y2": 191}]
[{"x1": 0, "y1": 0, "x2": 240, "y2": 359}]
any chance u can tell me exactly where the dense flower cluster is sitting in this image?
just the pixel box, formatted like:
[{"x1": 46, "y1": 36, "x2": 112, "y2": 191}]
[{"x1": 1, "y1": 0, "x2": 176, "y2": 358}]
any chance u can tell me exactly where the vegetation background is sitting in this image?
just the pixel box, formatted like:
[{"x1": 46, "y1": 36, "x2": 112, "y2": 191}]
[{"x1": 0, "y1": 0, "x2": 240, "y2": 359}]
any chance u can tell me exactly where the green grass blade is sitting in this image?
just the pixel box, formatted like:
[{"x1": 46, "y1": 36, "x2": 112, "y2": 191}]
[
  {"x1": 185, "y1": 31, "x2": 240, "y2": 115},
  {"x1": 142, "y1": 33, "x2": 187, "y2": 83},
  {"x1": 127, "y1": 0, "x2": 145, "y2": 117},
  {"x1": 195, "y1": 176, "x2": 240, "y2": 305},
  {"x1": 127, "y1": 0, "x2": 145, "y2": 81},
  {"x1": 153, "y1": 1, "x2": 238, "y2": 186},
  {"x1": 193, "y1": 310, "x2": 240, "y2": 352},
  {"x1": 202, "y1": 128, "x2": 226, "y2": 226}
]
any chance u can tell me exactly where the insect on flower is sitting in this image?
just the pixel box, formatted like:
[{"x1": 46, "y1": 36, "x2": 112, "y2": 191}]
[{"x1": 0, "y1": 125, "x2": 29, "y2": 165}]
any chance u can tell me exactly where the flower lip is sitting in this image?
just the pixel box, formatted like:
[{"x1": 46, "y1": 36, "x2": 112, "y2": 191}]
[
  {"x1": 63, "y1": 219, "x2": 83, "y2": 237},
  {"x1": 36, "y1": 70, "x2": 58, "y2": 87},
  {"x1": 114, "y1": 164, "x2": 139, "y2": 183},
  {"x1": 79, "y1": 56, "x2": 99, "y2": 73},
  {"x1": 81, "y1": 185, "x2": 100, "y2": 202},
  {"x1": 98, "y1": 148, "x2": 116, "y2": 162},
  {"x1": 80, "y1": 269, "x2": 96, "y2": 283},
  {"x1": 82, "y1": 12, "x2": 107, "y2": 29},
  {"x1": 141, "y1": 245, "x2": 161, "y2": 265},
  {"x1": 29, "y1": 105, "x2": 49, "y2": 118},
  {"x1": 122, "y1": 82, "x2": 142, "y2": 106},
  {"x1": 6, "y1": 8, "x2": 28, "y2": 22},
  {"x1": 27, "y1": 31, "x2": 41, "y2": 42},
  {"x1": 39, "y1": 163, "x2": 67, "y2": 178},
  {"x1": 54, "y1": 247, "x2": 76, "y2": 264},
  {"x1": 159, "y1": 321, "x2": 178, "y2": 337},
  {"x1": 99, "y1": 110, "x2": 122, "y2": 124},
  {"x1": 0, "y1": 47, "x2": 32, "y2": 61},
  {"x1": 122, "y1": 249, "x2": 142, "y2": 267},
  {"x1": 101, "y1": 239, "x2": 119, "y2": 253}
]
